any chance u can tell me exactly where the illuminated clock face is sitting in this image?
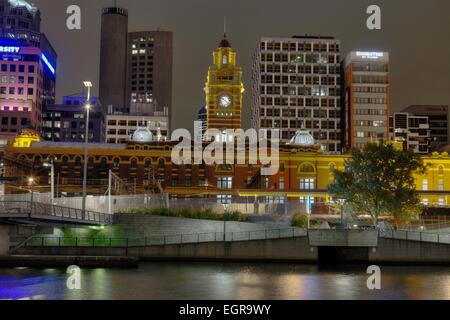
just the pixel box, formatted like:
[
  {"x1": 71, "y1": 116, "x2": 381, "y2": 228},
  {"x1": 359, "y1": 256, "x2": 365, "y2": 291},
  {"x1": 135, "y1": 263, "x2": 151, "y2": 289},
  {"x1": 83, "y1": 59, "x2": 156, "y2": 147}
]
[{"x1": 219, "y1": 94, "x2": 232, "y2": 108}]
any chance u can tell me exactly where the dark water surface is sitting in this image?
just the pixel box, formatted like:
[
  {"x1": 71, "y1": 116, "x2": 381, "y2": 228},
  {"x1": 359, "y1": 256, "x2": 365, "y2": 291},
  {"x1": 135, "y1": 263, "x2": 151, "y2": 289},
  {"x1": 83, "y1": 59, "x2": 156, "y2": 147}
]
[{"x1": 1, "y1": 262, "x2": 449, "y2": 300}]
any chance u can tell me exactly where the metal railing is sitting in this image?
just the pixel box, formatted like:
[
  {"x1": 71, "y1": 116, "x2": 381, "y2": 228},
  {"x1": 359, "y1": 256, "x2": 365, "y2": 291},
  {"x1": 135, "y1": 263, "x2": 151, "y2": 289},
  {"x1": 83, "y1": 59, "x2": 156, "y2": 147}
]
[
  {"x1": 14, "y1": 227, "x2": 308, "y2": 249},
  {"x1": 379, "y1": 229, "x2": 450, "y2": 244},
  {"x1": 0, "y1": 200, "x2": 113, "y2": 225}
]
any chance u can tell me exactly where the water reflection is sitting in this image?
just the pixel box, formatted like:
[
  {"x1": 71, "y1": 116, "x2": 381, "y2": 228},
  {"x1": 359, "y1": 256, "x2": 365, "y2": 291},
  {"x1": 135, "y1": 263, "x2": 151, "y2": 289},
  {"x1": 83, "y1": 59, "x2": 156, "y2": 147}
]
[{"x1": 0, "y1": 263, "x2": 450, "y2": 300}]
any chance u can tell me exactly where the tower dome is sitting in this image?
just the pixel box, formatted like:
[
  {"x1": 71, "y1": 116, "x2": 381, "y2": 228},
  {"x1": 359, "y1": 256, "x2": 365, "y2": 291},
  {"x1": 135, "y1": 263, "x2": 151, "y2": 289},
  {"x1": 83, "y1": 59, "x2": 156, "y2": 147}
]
[
  {"x1": 131, "y1": 126, "x2": 153, "y2": 143},
  {"x1": 289, "y1": 130, "x2": 315, "y2": 146}
]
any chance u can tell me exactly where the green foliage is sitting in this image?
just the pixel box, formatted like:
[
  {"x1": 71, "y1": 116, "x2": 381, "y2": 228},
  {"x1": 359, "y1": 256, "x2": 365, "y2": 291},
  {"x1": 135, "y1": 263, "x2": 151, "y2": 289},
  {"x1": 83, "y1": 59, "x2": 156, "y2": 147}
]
[
  {"x1": 118, "y1": 207, "x2": 249, "y2": 222},
  {"x1": 291, "y1": 211, "x2": 308, "y2": 228},
  {"x1": 328, "y1": 142, "x2": 426, "y2": 225}
]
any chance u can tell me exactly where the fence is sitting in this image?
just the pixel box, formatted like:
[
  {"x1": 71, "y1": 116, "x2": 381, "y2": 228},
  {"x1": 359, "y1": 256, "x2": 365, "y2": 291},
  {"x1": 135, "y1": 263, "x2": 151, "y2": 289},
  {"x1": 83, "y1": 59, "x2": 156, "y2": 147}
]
[
  {"x1": 379, "y1": 229, "x2": 450, "y2": 244},
  {"x1": 14, "y1": 227, "x2": 308, "y2": 248}
]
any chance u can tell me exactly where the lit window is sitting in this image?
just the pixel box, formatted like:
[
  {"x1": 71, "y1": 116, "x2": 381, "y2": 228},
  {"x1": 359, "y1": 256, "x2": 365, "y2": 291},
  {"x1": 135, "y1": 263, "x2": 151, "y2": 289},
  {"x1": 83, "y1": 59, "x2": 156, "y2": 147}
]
[
  {"x1": 438, "y1": 180, "x2": 444, "y2": 191},
  {"x1": 422, "y1": 180, "x2": 428, "y2": 191}
]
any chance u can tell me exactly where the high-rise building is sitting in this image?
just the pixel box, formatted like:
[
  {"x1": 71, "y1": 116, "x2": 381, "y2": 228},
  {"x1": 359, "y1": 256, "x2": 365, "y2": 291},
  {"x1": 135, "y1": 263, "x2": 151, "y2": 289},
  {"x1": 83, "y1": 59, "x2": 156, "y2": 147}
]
[
  {"x1": 0, "y1": 0, "x2": 57, "y2": 143},
  {"x1": 389, "y1": 112, "x2": 430, "y2": 154},
  {"x1": 126, "y1": 31, "x2": 173, "y2": 125},
  {"x1": 402, "y1": 105, "x2": 450, "y2": 151},
  {"x1": 343, "y1": 51, "x2": 390, "y2": 150},
  {"x1": 42, "y1": 94, "x2": 104, "y2": 143},
  {"x1": 251, "y1": 36, "x2": 342, "y2": 152},
  {"x1": 99, "y1": 7, "x2": 128, "y2": 114},
  {"x1": 204, "y1": 34, "x2": 244, "y2": 132},
  {"x1": 98, "y1": 6, "x2": 173, "y2": 134},
  {"x1": 197, "y1": 105, "x2": 207, "y2": 140}
]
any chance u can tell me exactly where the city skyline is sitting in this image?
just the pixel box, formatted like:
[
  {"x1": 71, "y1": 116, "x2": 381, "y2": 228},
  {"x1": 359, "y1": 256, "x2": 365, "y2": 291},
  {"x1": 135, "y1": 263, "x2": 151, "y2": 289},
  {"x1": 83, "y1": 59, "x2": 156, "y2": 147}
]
[{"x1": 31, "y1": 0, "x2": 450, "y2": 131}]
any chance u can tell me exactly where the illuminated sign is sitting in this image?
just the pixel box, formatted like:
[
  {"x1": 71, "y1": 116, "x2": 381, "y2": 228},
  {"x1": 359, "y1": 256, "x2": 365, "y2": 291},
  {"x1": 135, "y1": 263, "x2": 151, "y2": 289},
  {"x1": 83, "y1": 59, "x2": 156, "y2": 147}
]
[
  {"x1": 41, "y1": 53, "x2": 56, "y2": 76},
  {"x1": 356, "y1": 51, "x2": 384, "y2": 59},
  {"x1": 0, "y1": 46, "x2": 20, "y2": 53}
]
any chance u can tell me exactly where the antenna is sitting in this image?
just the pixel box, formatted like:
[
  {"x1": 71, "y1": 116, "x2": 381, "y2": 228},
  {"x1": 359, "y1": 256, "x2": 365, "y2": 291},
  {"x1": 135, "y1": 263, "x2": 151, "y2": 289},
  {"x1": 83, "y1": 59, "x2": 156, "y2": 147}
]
[{"x1": 223, "y1": 17, "x2": 227, "y2": 37}]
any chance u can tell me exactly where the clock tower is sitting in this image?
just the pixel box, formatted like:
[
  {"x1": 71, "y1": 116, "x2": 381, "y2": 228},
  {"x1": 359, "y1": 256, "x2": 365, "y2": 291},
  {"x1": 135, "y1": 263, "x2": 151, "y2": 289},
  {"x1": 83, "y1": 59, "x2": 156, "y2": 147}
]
[{"x1": 204, "y1": 34, "x2": 244, "y2": 132}]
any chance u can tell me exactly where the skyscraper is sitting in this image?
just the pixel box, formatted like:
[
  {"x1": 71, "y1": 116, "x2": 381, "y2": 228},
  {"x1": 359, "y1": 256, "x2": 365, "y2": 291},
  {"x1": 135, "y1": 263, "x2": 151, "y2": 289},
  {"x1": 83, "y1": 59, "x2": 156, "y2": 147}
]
[
  {"x1": 99, "y1": 7, "x2": 128, "y2": 115},
  {"x1": 0, "y1": 0, "x2": 57, "y2": 143},
  {"x1": 343, "y1": 51, "x2": 390, "y2": 150},
  {"x1": 204, "y1": 34, "x2": 244, "y2": 132},
  {"x1": 251, "y1": 36, "x2": 342, "y2": 153}
]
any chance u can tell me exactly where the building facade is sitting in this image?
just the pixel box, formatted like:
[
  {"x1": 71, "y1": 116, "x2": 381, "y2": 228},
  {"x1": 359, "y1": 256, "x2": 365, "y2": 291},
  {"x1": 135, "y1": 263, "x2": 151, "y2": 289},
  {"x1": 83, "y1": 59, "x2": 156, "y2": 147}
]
[
  {"x1": 4, "y1": 130, "x2": 450, "y2": 211},
  {"x1": 126, "y1": 31, "x2": 173, "y2": 124},
  {"x1": 251, "y1": 36, "x2": 342, "y2": 152},
  {"x1": 105, "y1": 108, "x2": 168, "y2": 144},
  {"x1": 42, "y1": 94, "x2": 104, "y2": 143},
  {"x1": 0, "y1": 0, "x2": 56, "y2": 143},
  {"x1": 390, "y1": 112, "x2": 430, "y2": 154},
  {"x1": 204, "y1": 34, "x2": 244, "y2": 132},
  {"x1": 402, "y1": 105, "x2": 450, "y2": 152},
  {"x1": 344, "y1": 51, "x2": 390, "y2": 151}
]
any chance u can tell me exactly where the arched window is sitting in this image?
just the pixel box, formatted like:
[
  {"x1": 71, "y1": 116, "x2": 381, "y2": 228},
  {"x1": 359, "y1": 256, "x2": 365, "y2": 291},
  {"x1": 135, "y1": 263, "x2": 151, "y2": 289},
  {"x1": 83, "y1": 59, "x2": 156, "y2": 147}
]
[
  {"x1": 158, "y1": 159, "x2": 165, "y2": 169},
  {"x1": 100, "y1": 157, "x2": 108, "y2": 169},
  {"x1": 145, "y1": 159, "x2": 152, "y2": 169},
  {"x1": 299, "y1": 163, "x2": 315, "y2": 173},
  {"x1": 130, "y1": 158, "x2": 138, "y2": 168},
  {"x1": 329, "y1": 163, "x2": 335, "y2": 173},
  {"x1": 62, "y1": 156, "x2": 69, "y2": 166},
  {"x1": 438, "y1": 166, "x2": 444, "y2": 175},
  {"x1": 75, "y1": 157, "x2": 81, "y2": 166},
  {"x1": 113, "y1": 158, "x2": 120, "y2": 168}
]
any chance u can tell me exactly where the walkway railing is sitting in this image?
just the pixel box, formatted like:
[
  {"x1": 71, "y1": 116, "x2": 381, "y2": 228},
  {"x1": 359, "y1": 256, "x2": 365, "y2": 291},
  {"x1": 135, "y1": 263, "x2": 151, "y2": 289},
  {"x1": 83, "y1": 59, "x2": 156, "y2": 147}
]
[
  {"x1": 14, "y1": 227, "x2": 308, "y2": 249},
  {"x1": 0, "y1": 201, "x2": 113, "y2": 225},
  {"x1": 379, "y1": 229, "x2": 450, "y2": 244}
]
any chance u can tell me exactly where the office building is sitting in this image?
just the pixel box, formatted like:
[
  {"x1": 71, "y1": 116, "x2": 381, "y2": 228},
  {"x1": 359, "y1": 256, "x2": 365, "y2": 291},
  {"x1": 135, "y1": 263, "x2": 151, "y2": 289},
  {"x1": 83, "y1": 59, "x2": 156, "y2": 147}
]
[
  {"x1": 389, "y1": 112, "x2": 430, "y2": 154},
  {"x1": 42, "y1": 94, "x2": 104, "y2": 143},
  {"x1": 402, "y1": 105, "x2": 450, "y2": 151},
  {"x1": 251, "y1": 36, "x2": 342, "y2": 152},
  {"x1": 343, "y1": 51, "x2": 390, "y2": 150},
  {"x1": 0, "y1": 0, "x2": 56, "y2": 143}
]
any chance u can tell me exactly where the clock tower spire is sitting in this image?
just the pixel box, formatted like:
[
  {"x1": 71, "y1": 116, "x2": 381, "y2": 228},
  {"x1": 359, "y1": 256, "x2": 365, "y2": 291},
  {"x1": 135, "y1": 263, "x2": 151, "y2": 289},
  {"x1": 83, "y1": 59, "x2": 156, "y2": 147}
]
[{"x1": 204, "y1": 32, "x2": 244, "y2": 133}]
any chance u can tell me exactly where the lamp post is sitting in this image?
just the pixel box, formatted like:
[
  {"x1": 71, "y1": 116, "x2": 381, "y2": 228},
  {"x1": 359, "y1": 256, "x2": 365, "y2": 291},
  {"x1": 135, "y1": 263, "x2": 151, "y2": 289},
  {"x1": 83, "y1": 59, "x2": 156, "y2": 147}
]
[
  {"x1": 82, "y1": 81, "x2": 92, "y2": 217},
  {"x1": 28, "y1": 177, "x2": 34, "y2": 218},
  {"x1": 43, "y1": 159, "x2": 56, "y2": 205}
]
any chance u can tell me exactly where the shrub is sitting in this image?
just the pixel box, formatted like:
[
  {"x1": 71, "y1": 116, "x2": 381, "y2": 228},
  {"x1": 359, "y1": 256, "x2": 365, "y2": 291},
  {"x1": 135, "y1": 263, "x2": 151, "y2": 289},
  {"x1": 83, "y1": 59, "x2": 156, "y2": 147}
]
[
  {"x1": 291, "y1": 212, "x2": 308, "y2": 228},
  {"x1": 118, "y1": 207, "x2": 249, "y2": 222}
]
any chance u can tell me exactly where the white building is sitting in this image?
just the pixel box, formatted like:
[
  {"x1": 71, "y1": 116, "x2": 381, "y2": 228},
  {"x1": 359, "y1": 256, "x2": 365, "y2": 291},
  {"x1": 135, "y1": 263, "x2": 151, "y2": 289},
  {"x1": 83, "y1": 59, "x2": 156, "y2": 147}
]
[{"x1": 250, "y1": 36, "x2": 342, "y2": 153}]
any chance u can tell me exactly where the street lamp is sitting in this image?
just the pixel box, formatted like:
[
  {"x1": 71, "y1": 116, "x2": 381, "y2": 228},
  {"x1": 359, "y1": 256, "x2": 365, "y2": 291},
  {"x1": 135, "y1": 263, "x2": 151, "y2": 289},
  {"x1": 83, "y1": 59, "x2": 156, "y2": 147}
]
[
  {"x1": 28, "y1": 177, "x2": 34, "y2": 218},
  {"x1": 43, "y1": 158, "x2": 56, "y2": 205},
  {"x1": 82, "y1": 81, "x2": 93, "y2": 217}
]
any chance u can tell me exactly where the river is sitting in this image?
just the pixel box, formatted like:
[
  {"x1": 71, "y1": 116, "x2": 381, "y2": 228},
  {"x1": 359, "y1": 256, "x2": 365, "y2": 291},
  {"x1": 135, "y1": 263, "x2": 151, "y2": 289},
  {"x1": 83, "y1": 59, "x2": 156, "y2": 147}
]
[{"x1": 1, "y1": 262, "x2": 450, "y2": 300}]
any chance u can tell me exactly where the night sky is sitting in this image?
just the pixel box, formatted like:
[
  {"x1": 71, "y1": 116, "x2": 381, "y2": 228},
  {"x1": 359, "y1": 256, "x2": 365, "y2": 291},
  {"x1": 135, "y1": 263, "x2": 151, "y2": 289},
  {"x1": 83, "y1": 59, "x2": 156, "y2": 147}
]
[{"x1": 32, "y1": 0, "x2": 450, "y2": 131}]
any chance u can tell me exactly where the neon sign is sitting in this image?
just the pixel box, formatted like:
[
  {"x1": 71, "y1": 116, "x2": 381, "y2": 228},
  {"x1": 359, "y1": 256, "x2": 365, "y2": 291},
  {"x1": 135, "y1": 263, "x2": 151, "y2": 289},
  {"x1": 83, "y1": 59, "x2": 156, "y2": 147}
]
[
  {"x1": 0, "y1": 46, "x2": 20, "y2": 53},
  {"x1": 356, "y1": 51, "x2": 384, "y2": 59},
  {"x1": 41, "y1": 53, "x2": 56, "y2": 76}
]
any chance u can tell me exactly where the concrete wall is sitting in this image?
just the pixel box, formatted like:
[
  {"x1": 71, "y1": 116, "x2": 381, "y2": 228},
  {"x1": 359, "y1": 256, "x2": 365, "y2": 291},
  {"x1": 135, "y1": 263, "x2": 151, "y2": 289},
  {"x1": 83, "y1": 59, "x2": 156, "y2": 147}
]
[
  {"x1": 370, "y1": 238, "x2": 450, "y2": 264},
  {"x1": 0, "y1": 225, "x2": 9, "y2": 256},
  {"x1": 49, "y1": 214, "x2": 288, "y2": 240},
  {"x1": 16, "y1": 237, "x2": 317, "y2": 263}
]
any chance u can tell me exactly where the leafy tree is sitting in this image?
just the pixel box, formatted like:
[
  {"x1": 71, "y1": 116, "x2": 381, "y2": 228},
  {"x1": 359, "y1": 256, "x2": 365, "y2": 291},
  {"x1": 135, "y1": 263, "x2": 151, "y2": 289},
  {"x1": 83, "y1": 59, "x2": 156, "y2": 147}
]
[{"x1": 328, "y1": 142, "x2": 426, "y2": 226}]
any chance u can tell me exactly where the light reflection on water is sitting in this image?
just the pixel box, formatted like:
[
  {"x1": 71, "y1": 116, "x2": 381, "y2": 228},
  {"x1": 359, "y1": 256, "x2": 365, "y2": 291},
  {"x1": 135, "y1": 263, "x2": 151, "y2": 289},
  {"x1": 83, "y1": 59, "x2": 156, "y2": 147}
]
[{"x1": 1, "y1": 263, "x2": 450, "y2": 300}]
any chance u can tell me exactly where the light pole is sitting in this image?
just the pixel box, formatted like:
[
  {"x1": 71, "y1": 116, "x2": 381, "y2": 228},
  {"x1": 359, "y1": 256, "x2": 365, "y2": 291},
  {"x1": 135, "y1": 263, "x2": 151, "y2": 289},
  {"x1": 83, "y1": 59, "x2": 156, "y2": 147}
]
[
  {"x1": 43, "y1": 158, "x2": 56, "y2": 205},
  {"x1": 28, "y1": 177, "x2": 34, "y2": 218},
  {"x1": 82, "y1": 81, "x2": 92, "y2": 217}
]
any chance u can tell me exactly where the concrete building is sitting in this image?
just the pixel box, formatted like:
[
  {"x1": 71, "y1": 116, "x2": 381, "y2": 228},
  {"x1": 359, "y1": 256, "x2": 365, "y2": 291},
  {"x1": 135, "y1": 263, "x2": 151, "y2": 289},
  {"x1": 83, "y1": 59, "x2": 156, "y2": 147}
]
[
  {"x1": 126, "y1": 31, "x2": 173, "y2": 122},
  {"x1": 251, "y1": 36, "x2": 342, "y2": 153},
  {"x1": 402, "y1": 105, "x2": 450, "y2": 151},
  {"x1": 344, "y1": 51, "x2": 390, "y2": 151},
  {"x1": 105, "y1": 106, "x2": 168, "y2": 144},
  {"x1": 99, "y1": 6, "x2": 128, "y2": 115},
  {"x1": 389, "y1": 112, "x2": 430, "y2": 154},
  {"x1": 98, "y1": 6, "x2": 173, "y2": 133},
  {"x1": 0, "y1": 0, "x2": 57, "y2": 143},
  {"x1": 42, "y1": 94, "x2": 104, "y2": 143}
]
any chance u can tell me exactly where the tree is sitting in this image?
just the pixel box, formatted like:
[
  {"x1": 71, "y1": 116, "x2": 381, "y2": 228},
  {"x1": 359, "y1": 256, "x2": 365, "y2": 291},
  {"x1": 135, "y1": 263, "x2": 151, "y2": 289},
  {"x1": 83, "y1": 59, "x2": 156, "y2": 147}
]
[{"x1": 328, "y1": 142, "x2": 426, "y2": 226}]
